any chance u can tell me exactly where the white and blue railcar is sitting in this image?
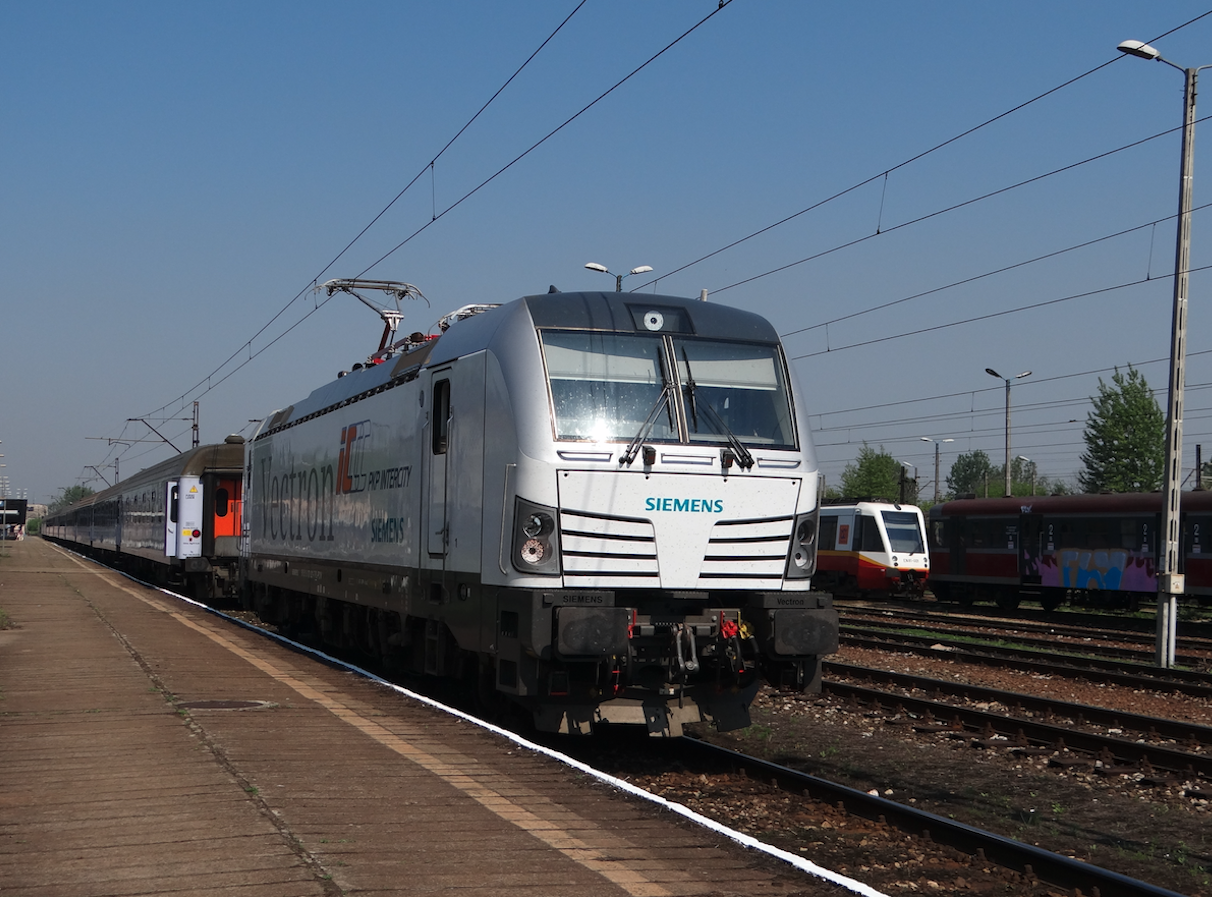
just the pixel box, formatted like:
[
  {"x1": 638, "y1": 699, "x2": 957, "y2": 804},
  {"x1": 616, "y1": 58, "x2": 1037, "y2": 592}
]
[{"x1": 242, "y1": 290, "x2": 836, "y2": 735}]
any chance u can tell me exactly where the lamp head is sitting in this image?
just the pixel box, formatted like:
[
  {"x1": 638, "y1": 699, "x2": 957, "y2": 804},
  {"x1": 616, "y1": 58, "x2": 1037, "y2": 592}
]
[
  {"x1": 629, "y1": 265, "x2": 653, "y2": 276},
  {"x1": 985, "y1": 367, "x2": 1003, "y2": 379},
  {"x1": 1118, "y1": 40, "x2": 1161, "y2": 61},
  {"x1": 584, "y1": 262, "x2": 609, "y2": 274}
]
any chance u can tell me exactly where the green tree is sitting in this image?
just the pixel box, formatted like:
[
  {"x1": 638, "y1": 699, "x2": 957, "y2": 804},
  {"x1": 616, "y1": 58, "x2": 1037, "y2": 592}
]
[
  {"x1": 1078, "y1": 366, "x2": 1164, "y2": 493},
  {"x1": 946, "y1": 450, "x2": 994, "y2": 497},
  {"x1": 48, "y1": 485, "x2": 95, "y2": 513},
  {"x1": 838, "y1": 444, "x2": 916, "y2": 503}
]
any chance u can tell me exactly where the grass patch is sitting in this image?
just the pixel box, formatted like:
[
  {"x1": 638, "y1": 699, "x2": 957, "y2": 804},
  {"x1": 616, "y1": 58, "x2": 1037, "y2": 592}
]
[{"x1": 0, "y1": 608, "x2": 12, "y2": 629}]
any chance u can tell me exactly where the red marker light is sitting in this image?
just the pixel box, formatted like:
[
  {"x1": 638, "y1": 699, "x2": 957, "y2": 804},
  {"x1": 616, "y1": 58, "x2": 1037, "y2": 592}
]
[{"x1": 191, "y1": 529, "x2": 201, "y2": 538}]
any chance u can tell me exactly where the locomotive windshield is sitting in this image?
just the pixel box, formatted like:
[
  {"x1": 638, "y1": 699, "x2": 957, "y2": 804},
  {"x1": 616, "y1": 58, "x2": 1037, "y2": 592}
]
[
  {"x1": 542, "y1": 332, "x2": 677, "y2": 442},
  {"x1": 674, "y1": 338, "x2": 794, "y2": 448},
  {"x1": 882, "y1": 511, "x2": 925, "y2": 553},
  {"x1": 540, "y1": 330, "x2": 795, "y2": 448}
]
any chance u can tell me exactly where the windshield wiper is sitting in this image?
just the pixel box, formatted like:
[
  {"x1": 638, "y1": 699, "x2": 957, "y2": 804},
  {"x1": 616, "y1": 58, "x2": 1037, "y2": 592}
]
[
  {"x1": 619, "y1": 354, "x2": 674, "y2": 467},
  {"x1": 681, "y1": 348, "x2": 754, "y2": 470}
]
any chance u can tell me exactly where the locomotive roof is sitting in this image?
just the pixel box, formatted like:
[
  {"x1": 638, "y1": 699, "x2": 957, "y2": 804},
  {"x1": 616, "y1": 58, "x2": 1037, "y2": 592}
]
[
  {"x1": 259, "y1": 291, "x2": 784, "y2": 437},
  {"x1": 521, "y1": 291, "x2": 781, "y2": 342},
  {"x1": 930, "y1": 491, "x2": 1212, "y2": 517}
]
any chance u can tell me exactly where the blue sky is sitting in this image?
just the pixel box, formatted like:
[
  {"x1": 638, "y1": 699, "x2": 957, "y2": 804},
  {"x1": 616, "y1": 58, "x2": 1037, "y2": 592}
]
[{"x1": 3, "y1": 1, "x2": 1211, "y2": 504}]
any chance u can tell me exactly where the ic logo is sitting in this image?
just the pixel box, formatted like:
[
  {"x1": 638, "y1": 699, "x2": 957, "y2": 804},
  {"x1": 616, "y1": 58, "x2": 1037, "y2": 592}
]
[{"x1": 336, "y1": 420, "x2": 372, "y2": 494}]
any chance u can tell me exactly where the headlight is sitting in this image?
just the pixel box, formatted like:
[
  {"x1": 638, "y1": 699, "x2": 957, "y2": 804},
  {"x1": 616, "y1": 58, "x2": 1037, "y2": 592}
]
[
  {"x1": 512, "y1": 498, "x2": 561, "y2": 576},
  {"x1": 785, "y1": 507, "x2": 819, "y2": 579}
]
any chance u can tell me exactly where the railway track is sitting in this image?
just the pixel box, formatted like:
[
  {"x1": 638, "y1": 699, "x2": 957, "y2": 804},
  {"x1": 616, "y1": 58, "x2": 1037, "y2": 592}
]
[
  {"x1": 824, "y1": 661, "x2": 1212, "y2": 780},
  {"x1": 842, "y1": 628, "x2": 1212, "y2": 698},
  {"x1": 678, "y1": 737, "x2": 1189, "y2": 897},
  {"x1": 836, "y1": 598, "x2": 1212, "y2": 642},
  {"x1": 841, "y1": 613, "x2": 1212, "y2": 665}
]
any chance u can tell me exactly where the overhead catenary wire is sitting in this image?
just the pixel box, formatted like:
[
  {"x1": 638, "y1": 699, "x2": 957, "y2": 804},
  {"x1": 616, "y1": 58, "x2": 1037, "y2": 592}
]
[
  {"x1": 133, "y1": 1, "x2": 592, "y2": 428},
  {"x1": 632, "y1": 8, "x2": 1212, "y2": 294},
  {"x1": 789, "y1": 261, "x2": 1212, "y2": 362},
  {"x1": 130, "y1": 1, "x2": 736, "y2": 439},
  {"x1": 718, "y1": 115, "x2": 1211, "y2": 299},
  {"x1": 779, "y1": 200, "x2": 1212, "y2": 340},
  {"x1": 92, "y1": 7, "x2": 1212, "y2": 489}
]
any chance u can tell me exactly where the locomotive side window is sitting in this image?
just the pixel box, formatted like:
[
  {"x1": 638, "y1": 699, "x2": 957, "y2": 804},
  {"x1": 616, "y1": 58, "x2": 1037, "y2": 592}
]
[{"x1": 432, "y1": 379, "x2": 451, "y2": 454}]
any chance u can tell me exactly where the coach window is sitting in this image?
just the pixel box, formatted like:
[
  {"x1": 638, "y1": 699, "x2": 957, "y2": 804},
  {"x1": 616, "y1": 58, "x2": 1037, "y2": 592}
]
[
  {"x1": 432, "y1": 379, "x2": 451, "y2": 454},
  {"x1": 215, "y1": 488, "x2": 230, "y2": 517},
  {"x1": 818, "y1": 515, "x2": 837, "y2": 551},
  {"x1": 858, "y1": 515, "x2": 884, "y2": 551}
]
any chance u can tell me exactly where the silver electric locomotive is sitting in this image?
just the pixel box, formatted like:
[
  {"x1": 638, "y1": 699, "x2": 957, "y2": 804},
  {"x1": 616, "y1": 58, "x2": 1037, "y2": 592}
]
[{"x1": 242, "y1": 290, "x2": 837, "y2": 735}]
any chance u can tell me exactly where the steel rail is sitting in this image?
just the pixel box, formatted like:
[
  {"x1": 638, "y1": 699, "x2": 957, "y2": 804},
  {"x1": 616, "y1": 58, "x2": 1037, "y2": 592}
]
[
  {"x1": 821, "y1": 677, "x2": 1212, "y2": 779},
  {"x1": 843, "y1": 617, "x2": 1212, "y2": 666},
  {"x1": 682, "y1": 737, "x2": 1190, "y2": 897},
  {"x1": 842, "y1": 631, "x2": 1212, "y2": 698},
  {"x1": 827, "y1": 660, "x2": 1212, "y2": 747},
  {"x1": 840, "y1": 603, "x2": 1212, "y2": 648}
]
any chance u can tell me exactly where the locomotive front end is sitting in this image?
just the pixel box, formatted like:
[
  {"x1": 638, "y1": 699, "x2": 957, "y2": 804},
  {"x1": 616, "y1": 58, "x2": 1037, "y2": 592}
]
[{"x1": 494, "y1": 292, "x2": 837, "y2": 735}]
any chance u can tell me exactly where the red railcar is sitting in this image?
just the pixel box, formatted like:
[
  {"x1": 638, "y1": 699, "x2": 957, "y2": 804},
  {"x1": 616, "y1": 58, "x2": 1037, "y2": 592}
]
[{"x1": 928, "y1": 491, "x2": 1212, "y2": 610}]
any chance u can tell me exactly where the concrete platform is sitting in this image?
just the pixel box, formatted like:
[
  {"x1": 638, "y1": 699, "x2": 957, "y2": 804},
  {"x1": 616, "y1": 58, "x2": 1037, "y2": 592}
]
[{"x1": 0, "y1": 538, "x2": 855, "y2": 896}]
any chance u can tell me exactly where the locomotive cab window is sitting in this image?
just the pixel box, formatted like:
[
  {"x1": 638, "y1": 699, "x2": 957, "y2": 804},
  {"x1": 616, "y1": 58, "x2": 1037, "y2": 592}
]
[
  {"x1": 541, "y1": 332, "x2": 676, "y2": 443},
  {"x1": 673, "y1": 338, "x2": 795, "y2": 448},
  {"x1": 882, "y1": 511, "x2": 924, "y2": 553}
]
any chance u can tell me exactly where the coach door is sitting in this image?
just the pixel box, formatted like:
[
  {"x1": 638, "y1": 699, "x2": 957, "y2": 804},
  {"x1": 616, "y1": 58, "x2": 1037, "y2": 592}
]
[
  {"x1": 1020, "y1": 512, "x2": 1043, "y2": 585},
  {"x1": 428, "y1": 375, "x2": 452, "y2": 558}
]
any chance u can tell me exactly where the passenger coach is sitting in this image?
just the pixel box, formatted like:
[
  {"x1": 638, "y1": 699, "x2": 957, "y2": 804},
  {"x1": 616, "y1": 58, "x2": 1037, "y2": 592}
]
[
  {"x1": 929, "y1": 491, "x2": 1212, "y2": 610},
  {"x1": 42, "y1": 437, "x2": 245, "y2": 601}
]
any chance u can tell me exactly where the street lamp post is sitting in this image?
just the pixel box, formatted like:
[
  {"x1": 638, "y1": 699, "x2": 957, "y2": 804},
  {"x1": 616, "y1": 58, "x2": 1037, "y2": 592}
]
[
  {"x1": 585, "y1": 262, "x2": 654, "y2": 292},
  {"x1": 1118, "y1": 39, "x2": 1211, "y2": 668},
  {"x1": 920, "y1": 437, "x2": 954, "y2": 502},
  {"x1": 1016, "y1": 455, "x2": 1036, "y2": 496},
  {"x1": 985, "y1": 368, "x2": 1032, "y2": 498}
]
